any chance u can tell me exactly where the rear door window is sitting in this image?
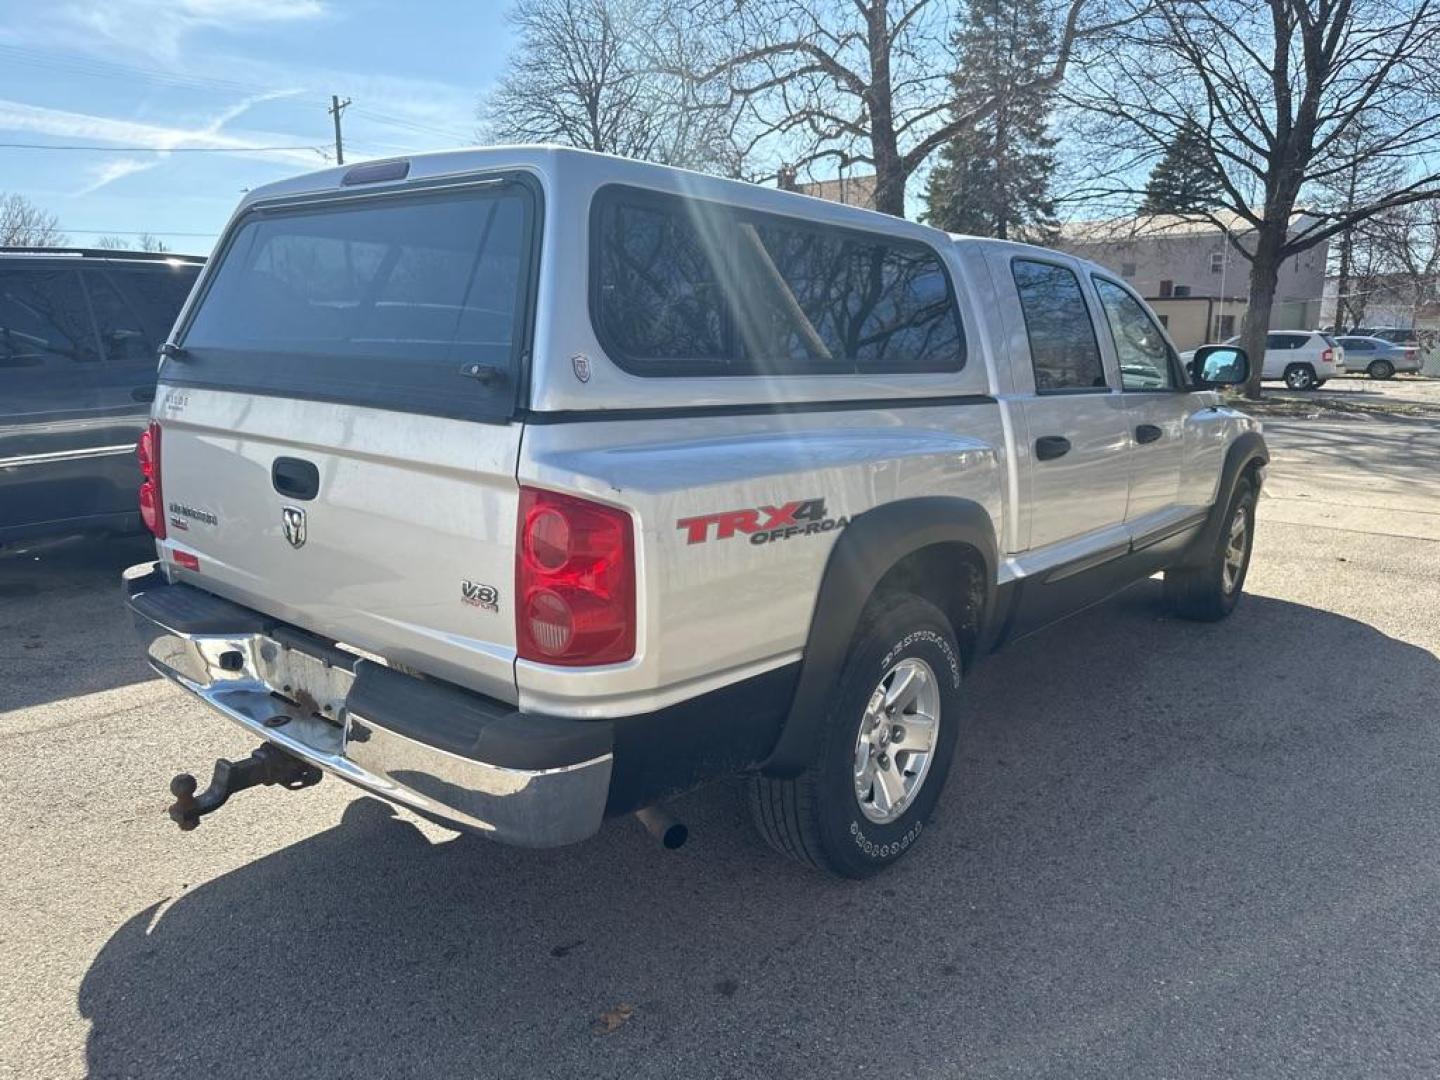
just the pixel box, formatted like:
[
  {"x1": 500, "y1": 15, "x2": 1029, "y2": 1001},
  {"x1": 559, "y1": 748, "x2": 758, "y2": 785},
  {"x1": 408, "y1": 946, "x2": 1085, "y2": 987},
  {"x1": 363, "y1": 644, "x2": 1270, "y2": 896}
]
[
  {"x1": 82, "y1": 270, "x2": 153, "y2": 367},
  {"x1": 592, "y1": 186, "x2": 964, "y2": 376},
  {"x1": 0, "y1": 266, "x2": 98, "y2": 370},
  {"x1": 1011, "y1": 259, "x2": 1107, "y2": 392},
  {"x1": 108, "y1": 264, "x2": 200, "y2": 345},
  {"x1": 174, "y1": 179, "x2": 537, "y2": 422}
]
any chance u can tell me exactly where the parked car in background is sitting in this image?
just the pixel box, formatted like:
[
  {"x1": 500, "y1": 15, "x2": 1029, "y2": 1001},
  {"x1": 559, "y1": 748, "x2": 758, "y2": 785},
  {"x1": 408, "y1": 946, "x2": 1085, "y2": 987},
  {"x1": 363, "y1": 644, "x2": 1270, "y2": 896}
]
[
  {"x1": 1, "y1": 247, "x2": 203, "y2": 549},
  {"x1": 1335, "y1": 335, "x2": 1421, "y2": 379},
  {"x1": 1182, "y1": 330, "x2": 1343, "y2": 390},
  {"x1": 1349, "y1": 326, "x2": 1422, "y2": 349}
]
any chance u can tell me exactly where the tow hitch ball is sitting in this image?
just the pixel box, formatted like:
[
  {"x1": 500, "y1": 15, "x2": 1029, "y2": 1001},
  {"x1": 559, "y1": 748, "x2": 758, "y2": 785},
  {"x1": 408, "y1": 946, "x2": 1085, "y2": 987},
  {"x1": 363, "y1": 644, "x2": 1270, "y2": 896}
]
[{"x1": 167, "y1": 743, "x2": 322, "y2": 831}]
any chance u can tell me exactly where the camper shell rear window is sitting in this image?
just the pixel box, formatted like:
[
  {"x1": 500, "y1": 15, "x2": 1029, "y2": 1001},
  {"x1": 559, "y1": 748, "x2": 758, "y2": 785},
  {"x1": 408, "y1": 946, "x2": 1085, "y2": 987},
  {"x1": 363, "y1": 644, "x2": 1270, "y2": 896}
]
[
  {"x1": 169, "y1": 174, "x2": 540, "y2": 422},
  {"x1": 590, "y1": 185, "x2": 966, "y2": 378}
]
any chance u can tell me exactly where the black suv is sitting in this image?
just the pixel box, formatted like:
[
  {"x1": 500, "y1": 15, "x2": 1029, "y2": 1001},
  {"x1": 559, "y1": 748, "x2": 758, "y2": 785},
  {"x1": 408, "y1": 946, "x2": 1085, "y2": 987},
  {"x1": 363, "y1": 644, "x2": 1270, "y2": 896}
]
[{"x1": 1, "y1": 247, "x2": 203, "y2": 548}]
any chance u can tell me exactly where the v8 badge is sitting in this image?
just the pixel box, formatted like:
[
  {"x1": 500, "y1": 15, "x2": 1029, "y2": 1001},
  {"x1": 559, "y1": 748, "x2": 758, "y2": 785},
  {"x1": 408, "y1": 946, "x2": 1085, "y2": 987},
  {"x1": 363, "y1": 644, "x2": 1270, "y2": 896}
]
[{"x1": 461, "y1": 580, "x2": 500, "y2": 612}]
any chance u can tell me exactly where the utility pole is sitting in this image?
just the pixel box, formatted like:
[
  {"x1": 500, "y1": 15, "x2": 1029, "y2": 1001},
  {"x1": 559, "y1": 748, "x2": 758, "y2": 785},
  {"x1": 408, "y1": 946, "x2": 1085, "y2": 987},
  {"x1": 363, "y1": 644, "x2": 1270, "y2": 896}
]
[{"x1": 328, "y1": 95, "x2": 351, "y2": 165}]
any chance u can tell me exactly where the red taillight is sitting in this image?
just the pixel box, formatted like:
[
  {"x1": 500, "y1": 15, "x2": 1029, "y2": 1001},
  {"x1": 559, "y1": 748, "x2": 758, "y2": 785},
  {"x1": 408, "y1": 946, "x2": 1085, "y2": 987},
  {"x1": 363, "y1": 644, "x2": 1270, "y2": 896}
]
[
  {"x1": 137, "y1": 421, "x2": 166, "y2": 540},
  {"x1": 1321, "y1": 348, "x2": 1334, "y2": 363},
  {"x1": 516, "y1": 487, "x2": 635, "y2": 666}
]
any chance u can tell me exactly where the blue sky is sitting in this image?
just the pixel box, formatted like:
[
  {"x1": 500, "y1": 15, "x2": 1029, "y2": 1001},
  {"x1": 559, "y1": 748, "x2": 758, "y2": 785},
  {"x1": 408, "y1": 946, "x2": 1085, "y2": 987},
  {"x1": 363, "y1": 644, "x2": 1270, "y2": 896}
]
[{"x1": 0, "y1": 0, "x2": 514, "y2": 255}]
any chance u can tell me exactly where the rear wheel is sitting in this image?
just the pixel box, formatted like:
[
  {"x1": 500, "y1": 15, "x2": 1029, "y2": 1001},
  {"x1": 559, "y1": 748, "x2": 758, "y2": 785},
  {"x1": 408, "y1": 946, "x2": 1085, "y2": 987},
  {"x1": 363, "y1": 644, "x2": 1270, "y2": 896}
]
[
  {"x1": 749, "y1": 593, "x2": 963, "y2": 878},
  {"x1": 1367, "y1": 358, "x2": 1395, "y2": 380},
  {"x1": 1284, "y1": 363, "x2": 1317, "y2": 390},
  {"x1": 1164, "y1": 478, "x2": 1256, "y2": 621}
]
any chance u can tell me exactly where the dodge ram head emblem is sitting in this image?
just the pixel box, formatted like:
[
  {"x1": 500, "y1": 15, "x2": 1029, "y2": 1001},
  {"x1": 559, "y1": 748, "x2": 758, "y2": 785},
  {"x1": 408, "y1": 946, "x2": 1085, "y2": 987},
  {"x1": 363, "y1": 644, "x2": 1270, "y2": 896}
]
[{"x1": 281, "y1": 506, "x2": 307, "y2": 549}]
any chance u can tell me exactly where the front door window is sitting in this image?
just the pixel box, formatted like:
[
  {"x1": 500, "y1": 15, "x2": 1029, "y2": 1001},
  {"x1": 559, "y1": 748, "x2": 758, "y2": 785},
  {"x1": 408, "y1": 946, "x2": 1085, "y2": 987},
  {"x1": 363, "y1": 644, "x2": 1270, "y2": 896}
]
[{"x1": 1092, "y1": 277, "x2": 1179, "y2": 391}]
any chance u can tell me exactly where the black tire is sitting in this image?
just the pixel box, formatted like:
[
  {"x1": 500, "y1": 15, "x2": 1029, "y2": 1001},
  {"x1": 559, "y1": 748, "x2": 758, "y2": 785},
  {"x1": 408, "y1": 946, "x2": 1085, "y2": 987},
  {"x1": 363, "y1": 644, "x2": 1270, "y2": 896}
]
[
  {"x1": 1368, "y1": 359, "x2": 1395, "y2": 380},
  {"x1": 748, "y1": 592, "x2": 963, "y2": 878},
  {"x1": 1284, "y1": 363, "x2": 1317, "y2": 390},
  {"x1": 1164, "y1": 477, "x2": 1257, "y2": 621},
  {"x1": 1313, "y1": 378, "x2": 1328, "y2": 388}
]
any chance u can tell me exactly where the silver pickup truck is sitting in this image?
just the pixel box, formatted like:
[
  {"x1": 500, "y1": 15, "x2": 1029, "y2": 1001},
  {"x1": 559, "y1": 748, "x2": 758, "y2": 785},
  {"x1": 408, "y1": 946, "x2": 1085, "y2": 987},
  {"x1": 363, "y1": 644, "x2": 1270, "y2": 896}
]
[{"x1": 124, "y1": 147, "x2": 1266, "y2": 878}]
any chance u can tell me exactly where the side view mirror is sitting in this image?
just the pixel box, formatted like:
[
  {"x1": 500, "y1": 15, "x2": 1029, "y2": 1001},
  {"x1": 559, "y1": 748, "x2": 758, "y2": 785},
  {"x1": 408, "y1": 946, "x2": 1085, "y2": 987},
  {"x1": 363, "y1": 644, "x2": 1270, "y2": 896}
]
[{"x1": 1190, "y1": 345, "x2": 1249, "y2": 387}]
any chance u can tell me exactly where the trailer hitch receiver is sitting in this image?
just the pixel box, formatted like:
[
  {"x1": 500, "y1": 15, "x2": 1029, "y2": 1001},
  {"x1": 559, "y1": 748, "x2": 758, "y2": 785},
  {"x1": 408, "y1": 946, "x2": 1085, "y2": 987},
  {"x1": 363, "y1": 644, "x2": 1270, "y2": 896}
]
[{"x1": 168, "y1": 743, "x2": 323, "y2": 831}]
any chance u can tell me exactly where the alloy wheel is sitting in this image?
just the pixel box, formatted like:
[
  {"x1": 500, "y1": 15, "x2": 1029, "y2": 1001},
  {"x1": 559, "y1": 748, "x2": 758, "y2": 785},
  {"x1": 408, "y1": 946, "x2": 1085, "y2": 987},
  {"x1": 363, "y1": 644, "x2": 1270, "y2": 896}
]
[
  {"x1": 852, "y1": 657, "x2": 941, "y2": 824},
  {"x1": 1222, "y1": 504, "x2": 1249, "y2": 595}
]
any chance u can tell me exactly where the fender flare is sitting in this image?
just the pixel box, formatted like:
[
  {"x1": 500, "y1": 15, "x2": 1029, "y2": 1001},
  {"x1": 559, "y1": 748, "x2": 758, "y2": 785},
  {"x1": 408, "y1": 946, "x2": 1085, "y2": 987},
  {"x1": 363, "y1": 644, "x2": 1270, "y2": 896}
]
[
  {"x1": 1178, "y1": 430, "x2": 1269, "y2": 567},
  {"x1": 760, "y1": 496, "x2": 997, "y2": 778}
]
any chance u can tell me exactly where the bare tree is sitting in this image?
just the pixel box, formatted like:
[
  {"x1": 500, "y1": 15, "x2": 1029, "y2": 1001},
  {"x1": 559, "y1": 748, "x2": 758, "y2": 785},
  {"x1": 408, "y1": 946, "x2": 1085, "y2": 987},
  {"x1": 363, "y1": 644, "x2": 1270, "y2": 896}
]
[
  {"x1": 1371, "y1": 198, "x2": 1440, "y2": 321},
  {"x1": 1325, "y1": 219, "x2": 1387, "y2": 330},
  {"x1": 675, "y1": 0, "x2": 1112, "y2": 217},
  {"x1": 0, "y1": 193, "x2": 67, "y2": 247},
  {"x1": 95, "y1": 233, "x2": 170, "y2": 253},
  {"x1": 1066, "y1": 0, "x2": 1440, "y2": 397},
  {"x1": 1318, "y1": 144, "x2": 1404, "y2": 333},
  {"x1": 480, "y1": 0, "x2": 744, "y2": 174}
]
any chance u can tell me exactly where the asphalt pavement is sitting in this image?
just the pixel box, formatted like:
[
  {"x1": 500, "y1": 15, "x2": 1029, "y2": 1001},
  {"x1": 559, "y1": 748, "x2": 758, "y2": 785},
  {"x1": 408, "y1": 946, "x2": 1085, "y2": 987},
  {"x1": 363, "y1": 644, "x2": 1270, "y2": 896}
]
[{"x1": 3, "y1": 377, "x2": 1439, "y2": 1079}]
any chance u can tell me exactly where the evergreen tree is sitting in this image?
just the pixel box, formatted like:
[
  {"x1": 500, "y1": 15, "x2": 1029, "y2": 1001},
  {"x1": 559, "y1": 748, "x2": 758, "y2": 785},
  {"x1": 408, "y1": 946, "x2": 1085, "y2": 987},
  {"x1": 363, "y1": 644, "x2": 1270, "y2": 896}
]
[
  {"x1": 924, "y1": 0, "x2": 1060, "y2": 241},
  {"x1": 1139, "y1": 121, "x2": 1225, "y2": 214}
]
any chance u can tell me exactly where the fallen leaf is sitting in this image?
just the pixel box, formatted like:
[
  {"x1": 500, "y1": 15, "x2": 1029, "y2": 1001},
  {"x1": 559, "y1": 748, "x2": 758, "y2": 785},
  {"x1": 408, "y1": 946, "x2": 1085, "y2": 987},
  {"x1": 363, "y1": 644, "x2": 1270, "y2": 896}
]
[{"x1": 593, "y1": 1003, "x2": 634, "y2": 1035}]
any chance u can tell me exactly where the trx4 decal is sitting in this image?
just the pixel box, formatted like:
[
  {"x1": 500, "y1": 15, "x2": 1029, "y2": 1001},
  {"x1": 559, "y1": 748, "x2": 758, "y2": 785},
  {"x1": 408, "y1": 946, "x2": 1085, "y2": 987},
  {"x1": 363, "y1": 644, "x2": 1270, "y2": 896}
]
[{"x1": 677, "y1": 498, "x2": 850, "y2": 546}]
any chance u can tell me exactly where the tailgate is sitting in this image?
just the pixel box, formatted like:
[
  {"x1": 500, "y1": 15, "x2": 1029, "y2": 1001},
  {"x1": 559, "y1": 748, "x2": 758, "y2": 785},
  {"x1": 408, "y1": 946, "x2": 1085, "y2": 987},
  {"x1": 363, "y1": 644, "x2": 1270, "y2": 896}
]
[
  {"x1": 156, "y1": 389, "x2": 521, "y2": 701},
  {"x1": 149, "y1": 172, "x2": 539, "y2": 702}
]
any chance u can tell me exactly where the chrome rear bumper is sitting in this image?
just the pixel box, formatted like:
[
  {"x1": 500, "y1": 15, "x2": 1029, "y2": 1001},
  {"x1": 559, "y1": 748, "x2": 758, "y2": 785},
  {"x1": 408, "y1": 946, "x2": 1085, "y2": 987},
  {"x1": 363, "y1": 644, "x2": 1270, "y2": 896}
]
[{"x1": 124, "y1": 563, "x2": 612, "y2": 847}]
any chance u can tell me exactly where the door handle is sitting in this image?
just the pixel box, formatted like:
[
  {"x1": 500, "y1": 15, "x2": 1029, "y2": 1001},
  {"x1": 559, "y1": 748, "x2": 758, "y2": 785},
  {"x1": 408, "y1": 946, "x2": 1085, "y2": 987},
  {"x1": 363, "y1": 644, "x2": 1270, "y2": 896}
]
[
  {"x1": 131, "y1": 386, "x2": 155, "y2": 403},
  {"x1": 272, "y1": 457, "x2": 320, "y2": 501},
  {"x1": 1135, "y1": 423, "x2": 1163, "y2": 444},
  {"x1": 1034, "y1": 435, "x2": 1071, "y2": 461}
]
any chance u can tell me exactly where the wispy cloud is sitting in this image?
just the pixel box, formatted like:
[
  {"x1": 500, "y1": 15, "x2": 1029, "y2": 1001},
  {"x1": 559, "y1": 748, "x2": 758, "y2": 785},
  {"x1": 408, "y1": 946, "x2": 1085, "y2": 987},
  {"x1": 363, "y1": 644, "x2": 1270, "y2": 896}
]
[
  {"x1": 0, "y1": 0, "x2": 479, "y2": 158},
  {"x1": 0, "y1": 93, "x2": 326, "y2": 181},
  {"x1": 40, "y1": 0, "x2": 330, "y2": 62},
  {"x1": 76, "y1": 156, "x2": 162, "y2": 196},
  {"x1": 70, "y1": 88, "x2": 312, "y2": 196}
]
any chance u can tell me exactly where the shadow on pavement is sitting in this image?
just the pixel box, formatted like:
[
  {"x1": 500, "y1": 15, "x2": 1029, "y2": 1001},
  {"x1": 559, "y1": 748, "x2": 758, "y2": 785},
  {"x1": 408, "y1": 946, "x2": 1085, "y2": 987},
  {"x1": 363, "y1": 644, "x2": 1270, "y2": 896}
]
[
  {"x1": 1261, "y1": 414, "x2": 1440, "y2": 484},
  {"x1": 78, "y1": 586, "x2": 1440, "y2": 1079},
  {"x1": 0, "y1": 535, "x2": 159, "y2": 713}
]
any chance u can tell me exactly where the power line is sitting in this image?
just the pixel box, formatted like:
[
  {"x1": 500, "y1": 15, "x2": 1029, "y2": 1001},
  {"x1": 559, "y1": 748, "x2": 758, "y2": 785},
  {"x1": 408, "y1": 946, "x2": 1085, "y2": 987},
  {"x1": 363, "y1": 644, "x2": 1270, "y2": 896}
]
[
  {"x1": 0, "y1": 142, "x2": 325, "y2": 154},
  {"x1": 349, "y1": 107, "x2": 472, "y2": 144}
]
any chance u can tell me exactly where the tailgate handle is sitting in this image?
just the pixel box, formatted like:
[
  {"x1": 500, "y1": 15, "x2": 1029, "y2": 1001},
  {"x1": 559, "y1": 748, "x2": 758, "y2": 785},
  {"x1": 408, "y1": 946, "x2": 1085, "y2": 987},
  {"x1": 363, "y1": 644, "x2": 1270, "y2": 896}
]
[{"x1": 272, "y1": 457, "x2": 320, "y2": 501}]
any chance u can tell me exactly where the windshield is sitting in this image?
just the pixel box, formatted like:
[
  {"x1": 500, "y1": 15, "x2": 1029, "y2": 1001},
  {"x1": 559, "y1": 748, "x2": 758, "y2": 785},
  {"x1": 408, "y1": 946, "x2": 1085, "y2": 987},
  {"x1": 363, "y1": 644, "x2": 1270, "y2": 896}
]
[{"x1": 173, "y1": 180, "x2": 536, "y2": 422}]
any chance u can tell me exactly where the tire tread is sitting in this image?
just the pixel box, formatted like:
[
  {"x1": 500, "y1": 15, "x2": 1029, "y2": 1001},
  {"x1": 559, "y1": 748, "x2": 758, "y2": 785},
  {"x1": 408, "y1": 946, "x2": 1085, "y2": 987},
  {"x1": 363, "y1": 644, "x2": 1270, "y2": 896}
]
[
  {"x1": 748, "y1": 592, "x2": 956, "y2": 876},
  {"x1": 1165, "y1": 477, "x2": 1255, "y2": 622}
]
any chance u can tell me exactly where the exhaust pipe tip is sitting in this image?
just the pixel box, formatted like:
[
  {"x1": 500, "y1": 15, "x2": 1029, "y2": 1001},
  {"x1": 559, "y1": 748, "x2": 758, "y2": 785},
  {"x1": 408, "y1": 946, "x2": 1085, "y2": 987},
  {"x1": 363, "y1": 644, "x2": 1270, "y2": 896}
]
[{"x1": 634, "y1": 804, "x2": 688, "y2": 850}]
